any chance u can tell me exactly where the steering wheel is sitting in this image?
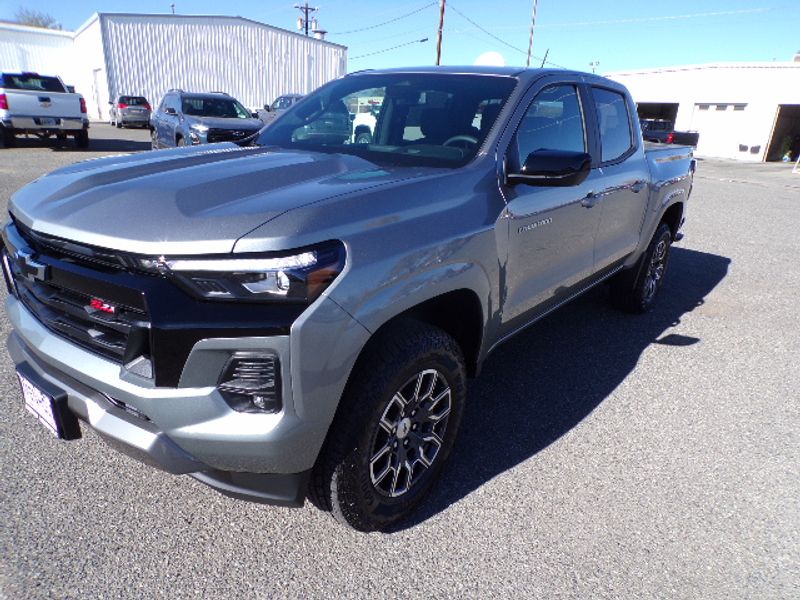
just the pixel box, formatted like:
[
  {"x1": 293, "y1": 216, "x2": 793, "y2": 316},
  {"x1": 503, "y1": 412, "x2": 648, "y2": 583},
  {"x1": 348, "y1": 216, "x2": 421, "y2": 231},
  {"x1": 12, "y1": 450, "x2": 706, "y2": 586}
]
[{"x1": 442, "y1": 134, "x2": 478, "y2": 148}]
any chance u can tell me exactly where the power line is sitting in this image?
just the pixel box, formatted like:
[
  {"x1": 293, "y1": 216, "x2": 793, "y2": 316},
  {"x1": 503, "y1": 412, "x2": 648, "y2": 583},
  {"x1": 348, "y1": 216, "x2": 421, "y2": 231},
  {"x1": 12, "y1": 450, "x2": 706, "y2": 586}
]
[
  {"x1": 350, "y1": 38, "x2": 430, "y2": 60},
  {"x1": 330, "y1": 2, "x2": 435, "y2": 35},
  {"x1": 446, "y1": 3, "x2": 567, "y2": 68}
]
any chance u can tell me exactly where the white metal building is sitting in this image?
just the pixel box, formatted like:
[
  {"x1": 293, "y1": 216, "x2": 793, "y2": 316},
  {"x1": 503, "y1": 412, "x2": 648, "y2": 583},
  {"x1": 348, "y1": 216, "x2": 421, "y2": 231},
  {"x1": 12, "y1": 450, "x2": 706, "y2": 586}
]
[
  {"x1": 1, "y1": 13, "x2": 347, "y2": 121},
  {"x1": 607, "y1": 62, "x2": 800, "y2": 162}
]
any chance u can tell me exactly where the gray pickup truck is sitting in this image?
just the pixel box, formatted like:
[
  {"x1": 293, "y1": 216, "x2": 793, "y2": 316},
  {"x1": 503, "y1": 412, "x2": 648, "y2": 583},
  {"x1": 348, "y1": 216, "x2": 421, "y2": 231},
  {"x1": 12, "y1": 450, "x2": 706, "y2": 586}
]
[{"x1": 2, "y1": 67, "x2": 694, "y2": 531}]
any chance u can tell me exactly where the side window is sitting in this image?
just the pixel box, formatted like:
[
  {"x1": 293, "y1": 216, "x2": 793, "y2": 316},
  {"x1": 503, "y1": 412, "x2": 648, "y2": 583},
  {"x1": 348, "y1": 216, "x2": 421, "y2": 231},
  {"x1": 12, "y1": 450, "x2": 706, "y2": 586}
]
[
  {"x1": 514, "y1": 84, "x2": 586, "y2": 164},
  {"x1": 166, "y1": 95, "x2": 181, "y2": 113},
  {"x1": 592, "y1": 87, "x2": 633, "y2": 162}
]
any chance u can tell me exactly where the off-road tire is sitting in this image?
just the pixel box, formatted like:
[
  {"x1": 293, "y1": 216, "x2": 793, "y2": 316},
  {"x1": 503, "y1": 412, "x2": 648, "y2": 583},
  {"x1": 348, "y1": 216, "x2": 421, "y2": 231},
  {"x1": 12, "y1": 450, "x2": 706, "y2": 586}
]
[
  {"x1": 610, "y1": 222, "x2": 672, "y2": 313},
  {"x1": 75, "y1": 130, "x2": 89, "y2": 149},
  {"x1": 309, "y1": 320, "x2": 466, "y2": 532},
  {"x1": 1, "y1": 127, "x2": 16, "y2": 148}
]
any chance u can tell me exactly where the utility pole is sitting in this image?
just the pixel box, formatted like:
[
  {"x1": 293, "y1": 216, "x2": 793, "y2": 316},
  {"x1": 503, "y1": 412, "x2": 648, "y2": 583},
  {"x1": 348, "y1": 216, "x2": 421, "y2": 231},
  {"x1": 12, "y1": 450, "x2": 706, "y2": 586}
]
[
  {"x1": 525, "y1": 0, "x2": 538, "y2": 68},
  {"x1": 295, "y1": 3, "x2": 319, "y2": 37},
  {"x1": 435, "y1": 0, "x2": 446, "y2": 66}
]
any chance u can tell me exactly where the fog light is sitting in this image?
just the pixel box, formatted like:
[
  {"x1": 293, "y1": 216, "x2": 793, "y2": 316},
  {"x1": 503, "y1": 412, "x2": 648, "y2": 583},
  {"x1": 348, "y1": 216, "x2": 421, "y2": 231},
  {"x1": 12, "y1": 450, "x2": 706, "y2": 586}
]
[{"x1": 218, "y1": 353, "x2": 281, "y2": 413}]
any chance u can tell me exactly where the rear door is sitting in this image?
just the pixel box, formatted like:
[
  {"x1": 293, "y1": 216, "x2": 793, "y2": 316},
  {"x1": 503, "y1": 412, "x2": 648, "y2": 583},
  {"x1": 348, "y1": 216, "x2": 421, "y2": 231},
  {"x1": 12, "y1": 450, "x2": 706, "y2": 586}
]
[
  {"x1": 588, "y1": 85, "x2": 651, "y2": 269},
  {"x1": 499, "y1": 79, "x2": 601, "y2": 333}
]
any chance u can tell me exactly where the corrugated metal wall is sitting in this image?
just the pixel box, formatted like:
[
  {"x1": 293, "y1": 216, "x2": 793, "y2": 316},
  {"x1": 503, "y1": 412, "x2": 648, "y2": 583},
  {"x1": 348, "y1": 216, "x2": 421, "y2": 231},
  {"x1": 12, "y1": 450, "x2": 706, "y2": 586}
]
[
  {"x1": 72, "y1": 18, "x2": 107, "y2": 120},
  {"x1": 100, "y1": 14, "x2": 347, "y2": 115},
  {"x1": 0, "y1": 24, "x2": 76, "y2": 83}
]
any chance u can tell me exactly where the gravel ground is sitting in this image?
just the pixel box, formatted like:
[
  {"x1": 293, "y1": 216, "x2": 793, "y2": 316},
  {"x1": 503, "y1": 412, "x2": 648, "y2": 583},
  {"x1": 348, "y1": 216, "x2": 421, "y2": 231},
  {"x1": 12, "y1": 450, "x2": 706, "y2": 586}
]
[{"x1": 1, "y1": 126, "x2": 798, "y2": 599}]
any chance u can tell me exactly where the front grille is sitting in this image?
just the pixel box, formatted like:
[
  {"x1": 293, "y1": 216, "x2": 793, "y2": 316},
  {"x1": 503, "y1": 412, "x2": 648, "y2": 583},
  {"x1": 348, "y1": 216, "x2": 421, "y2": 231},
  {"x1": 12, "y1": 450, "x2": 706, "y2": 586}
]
[
  {"x1": 207, "y1": 128, "x2": 258, "y2": 144},
  {"x1": 3, "y1": 222, "x2": 151, "y2": 365},
  {"x1": 12, "y1": 267, "x2": 149, "y2": 362}
]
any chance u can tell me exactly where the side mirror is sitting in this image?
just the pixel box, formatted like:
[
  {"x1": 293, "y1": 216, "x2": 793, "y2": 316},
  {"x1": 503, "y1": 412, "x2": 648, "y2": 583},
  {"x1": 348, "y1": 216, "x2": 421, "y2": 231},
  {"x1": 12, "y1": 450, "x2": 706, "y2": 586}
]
[
  {"x1": 263, "y1": 105, "x2": 271, "y2": 111},
  {"x1": 165, "y1": 107, "x2": 177, "y2": 116},
  {"x1": 507, "y1": 149, "x2": 592, "y2": 187},
  {"x1": 251, "y1": 112, "x2": 259, "y2": 118}
]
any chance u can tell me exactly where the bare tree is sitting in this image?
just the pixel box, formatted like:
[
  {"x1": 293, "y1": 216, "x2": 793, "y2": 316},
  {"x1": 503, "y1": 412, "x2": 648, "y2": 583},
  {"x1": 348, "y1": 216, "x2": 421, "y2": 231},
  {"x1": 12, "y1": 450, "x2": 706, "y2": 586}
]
[{"x1": 14, "y1": 7, "x2": 62, "y2": 30}]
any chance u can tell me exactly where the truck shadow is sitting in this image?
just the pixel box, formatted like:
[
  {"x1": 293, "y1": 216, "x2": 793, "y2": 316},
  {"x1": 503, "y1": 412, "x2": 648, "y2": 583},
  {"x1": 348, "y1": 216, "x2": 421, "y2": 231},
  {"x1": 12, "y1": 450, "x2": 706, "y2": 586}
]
[
  {"x1": 8, "y1": 136, "x2": 151, "y2": 153},
  {"x1": 396, "y1": 246, "x2": 731, "y2": 531}
]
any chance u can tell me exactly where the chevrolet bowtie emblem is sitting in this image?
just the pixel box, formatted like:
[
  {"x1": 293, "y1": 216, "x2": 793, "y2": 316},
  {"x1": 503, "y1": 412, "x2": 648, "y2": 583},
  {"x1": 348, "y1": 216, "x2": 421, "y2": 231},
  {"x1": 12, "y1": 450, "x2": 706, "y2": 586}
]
[{"x1": 15, "y1": 248, "x2": 49, "y2": 282}]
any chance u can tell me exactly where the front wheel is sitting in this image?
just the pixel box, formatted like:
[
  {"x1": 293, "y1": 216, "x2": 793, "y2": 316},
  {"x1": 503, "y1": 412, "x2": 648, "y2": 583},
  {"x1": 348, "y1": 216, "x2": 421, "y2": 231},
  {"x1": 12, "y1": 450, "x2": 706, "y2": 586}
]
[
  {"x1": 610, "y1": 223, "x2": 673, "y2": 313},
  {"x1": 309, "y1": 320, "x2": 466, "y2": 531}
]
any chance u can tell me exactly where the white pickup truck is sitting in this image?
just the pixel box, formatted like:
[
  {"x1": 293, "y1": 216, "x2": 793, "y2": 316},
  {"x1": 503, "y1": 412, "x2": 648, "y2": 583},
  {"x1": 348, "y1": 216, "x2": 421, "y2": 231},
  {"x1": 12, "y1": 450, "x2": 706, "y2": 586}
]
[{"x1": 0, "y1": 72, "x2": 89, "y2": 148}]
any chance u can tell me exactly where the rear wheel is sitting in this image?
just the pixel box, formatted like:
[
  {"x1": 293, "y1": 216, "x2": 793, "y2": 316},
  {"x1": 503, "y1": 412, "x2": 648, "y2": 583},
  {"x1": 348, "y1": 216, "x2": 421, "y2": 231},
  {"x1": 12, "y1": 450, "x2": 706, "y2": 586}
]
[
  {"x1": 610, "y1": 223, "x2": 673, "y2": 313},
  {"x1": 75, "y1": 130, "x2": 89, "y2": 149},
  {"x1": 176, "y1": 136, "x2": 186, "y2": 147},
  {"x1": 355, "y1": 132, "x2": 372, "y2": 144},
  {"x1": 1, "y1": 126, "x2": 16, "y2": 148},
  {"x1": 116, "y1": 119, "x2": 123, "y2": 128},
  {"x1": 309, "y1": 320, "x2": 466, "y2": 532},
  {"x1": 151, "y1": 129, "x2": 159, "y2": 150}
]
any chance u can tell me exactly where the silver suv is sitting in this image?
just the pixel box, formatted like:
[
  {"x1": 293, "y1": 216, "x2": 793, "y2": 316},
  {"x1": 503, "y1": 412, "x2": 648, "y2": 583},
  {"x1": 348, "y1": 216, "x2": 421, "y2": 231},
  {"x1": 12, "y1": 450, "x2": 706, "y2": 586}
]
[{"x1": 150, "y1": 90, "x2": 263, "y2": 149}]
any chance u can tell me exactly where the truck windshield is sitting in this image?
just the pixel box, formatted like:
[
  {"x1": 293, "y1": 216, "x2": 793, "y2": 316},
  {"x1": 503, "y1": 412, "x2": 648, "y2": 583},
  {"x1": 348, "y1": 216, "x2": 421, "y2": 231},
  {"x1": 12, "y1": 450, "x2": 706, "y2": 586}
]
[
  {"x1": 182, "y1": 97, "x2": 251, "y2": 119},
  {"x1": 255, "y1": 73, "x2": 518, "y2": 168},
  {"x1": 1, "y1": 73, "x2": 66, "y2": 93}
]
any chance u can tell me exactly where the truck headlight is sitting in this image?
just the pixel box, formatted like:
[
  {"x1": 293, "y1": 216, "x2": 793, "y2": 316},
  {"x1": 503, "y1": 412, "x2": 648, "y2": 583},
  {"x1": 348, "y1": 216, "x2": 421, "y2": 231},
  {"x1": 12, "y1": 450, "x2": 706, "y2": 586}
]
[{"x1": 139, "y1": 241, "x2": 345, "y2": 303}]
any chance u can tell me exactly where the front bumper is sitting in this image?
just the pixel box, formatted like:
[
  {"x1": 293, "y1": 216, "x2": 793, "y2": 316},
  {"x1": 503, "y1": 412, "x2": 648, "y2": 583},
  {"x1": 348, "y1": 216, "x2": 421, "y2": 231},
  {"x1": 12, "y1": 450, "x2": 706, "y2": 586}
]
[{"x1": 5, "y1": 290, "x2": 369, "y2": 505}]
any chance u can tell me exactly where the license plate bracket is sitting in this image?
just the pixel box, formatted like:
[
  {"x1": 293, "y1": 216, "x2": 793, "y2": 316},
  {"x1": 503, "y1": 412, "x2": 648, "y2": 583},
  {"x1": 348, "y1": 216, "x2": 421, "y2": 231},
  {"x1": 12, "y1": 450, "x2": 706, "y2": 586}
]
[
  {"x1": 16, "y1": 363, "x2": 81, "y2": 440},
  {"x1": 39, "y1": 117, "x2": 57, "y2": 126}
]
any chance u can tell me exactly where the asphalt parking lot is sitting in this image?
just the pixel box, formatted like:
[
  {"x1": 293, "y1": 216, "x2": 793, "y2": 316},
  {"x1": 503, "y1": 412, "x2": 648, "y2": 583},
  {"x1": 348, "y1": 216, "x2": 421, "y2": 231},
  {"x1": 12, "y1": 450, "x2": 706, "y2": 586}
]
[{"x1": 1, "y1": 124, "x2": 798, "y2": 599}]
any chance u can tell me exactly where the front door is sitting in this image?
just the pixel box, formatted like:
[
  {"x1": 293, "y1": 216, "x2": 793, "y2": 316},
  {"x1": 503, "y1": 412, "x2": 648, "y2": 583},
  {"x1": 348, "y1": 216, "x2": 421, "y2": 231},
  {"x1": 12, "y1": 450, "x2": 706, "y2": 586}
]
[{"x1": 500, "y1": 83, "x2": 600, "y2": 334}]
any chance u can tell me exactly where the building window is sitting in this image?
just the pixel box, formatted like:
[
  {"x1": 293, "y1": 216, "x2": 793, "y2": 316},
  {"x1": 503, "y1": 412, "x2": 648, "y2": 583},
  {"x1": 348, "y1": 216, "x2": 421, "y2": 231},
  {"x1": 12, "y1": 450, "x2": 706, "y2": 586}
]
[
  {"x1": 698, "y1": 104, "x2": 710, "y2": 111},
  {"x1": 716, "y1": 104, "x2": 728, "y2": 111},
  {"x1": 733, "y1": 104, "x2": 747, "y2": 111}
]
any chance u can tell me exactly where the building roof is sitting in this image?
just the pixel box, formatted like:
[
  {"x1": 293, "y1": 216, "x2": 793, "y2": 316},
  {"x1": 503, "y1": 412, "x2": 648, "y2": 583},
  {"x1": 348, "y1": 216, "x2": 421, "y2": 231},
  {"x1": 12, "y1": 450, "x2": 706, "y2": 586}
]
[
  {"x1": 0, "y1": 21, "x2": 74, "y2": 37},
  {"x1": 607, "y1": 61, "x2": 800, "y2": 77},
  {"x1": 74, "y1": 12, "x2": 346, "y2": 49}
]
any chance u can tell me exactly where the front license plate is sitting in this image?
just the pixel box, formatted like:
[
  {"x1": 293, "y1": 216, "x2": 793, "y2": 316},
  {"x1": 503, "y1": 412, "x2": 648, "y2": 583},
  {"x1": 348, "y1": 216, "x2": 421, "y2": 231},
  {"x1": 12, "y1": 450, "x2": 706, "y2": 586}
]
[
  {"x1": 18, "y1": 372, "x2": 63, "y2": 438},
  {"x1": 39, "y1": 117, "x2": 57, "y2": 126}
]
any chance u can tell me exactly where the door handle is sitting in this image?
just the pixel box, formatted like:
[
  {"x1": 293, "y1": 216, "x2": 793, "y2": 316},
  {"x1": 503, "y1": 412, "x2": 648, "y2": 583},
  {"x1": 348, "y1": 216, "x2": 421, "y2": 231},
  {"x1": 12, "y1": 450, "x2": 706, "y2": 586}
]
[
  {"x1": 581, "y1": 192, "x2": 600, "y2": 208},
  {"x1": 631, "y1": 180, "x2": 646, "y2": 193}
]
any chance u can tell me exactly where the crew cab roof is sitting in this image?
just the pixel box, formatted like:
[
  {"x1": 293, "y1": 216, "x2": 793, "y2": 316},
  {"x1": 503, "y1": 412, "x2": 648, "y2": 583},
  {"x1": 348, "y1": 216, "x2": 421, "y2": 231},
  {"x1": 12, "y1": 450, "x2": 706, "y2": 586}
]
[{"x1": 344, "y1": 65, "x2": 615, "y2": 87}]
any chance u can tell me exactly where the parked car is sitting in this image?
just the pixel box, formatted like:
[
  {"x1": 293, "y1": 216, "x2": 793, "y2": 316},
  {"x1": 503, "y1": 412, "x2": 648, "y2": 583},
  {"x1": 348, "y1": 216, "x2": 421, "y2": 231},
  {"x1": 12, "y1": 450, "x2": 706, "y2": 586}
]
[
  {"x1": 109, "y1": 95, "x2": 151, "y2": 128},
  {"x1": 258, "y1": 94, "x2": 303, "y2": 125},
  {"x1": 640, "y1": 118, "x2": 699, "y2": 147},
  {"x1": 150, "y1": 90, "x2": 263, "y2": 149},
  {"x1": 0, "y1": 71, "x2": 89, "y2": 148},
  {"x1": 2, "y1": 67, "x2": 694, "y2": 532}
]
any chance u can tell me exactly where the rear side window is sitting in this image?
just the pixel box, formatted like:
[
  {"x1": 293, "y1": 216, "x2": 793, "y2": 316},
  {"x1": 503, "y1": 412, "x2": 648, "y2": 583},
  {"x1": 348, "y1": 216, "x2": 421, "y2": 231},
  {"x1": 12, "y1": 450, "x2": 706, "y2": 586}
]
[
  {"x1": 592, "y1": 87, "x2": 633, "y2": 162},
  {"x1": 1, "y1": 73, "x2": 66, "y2": 93},
  {"x1": 513, "y1": 84, "x2": 586, "y2": 162}
]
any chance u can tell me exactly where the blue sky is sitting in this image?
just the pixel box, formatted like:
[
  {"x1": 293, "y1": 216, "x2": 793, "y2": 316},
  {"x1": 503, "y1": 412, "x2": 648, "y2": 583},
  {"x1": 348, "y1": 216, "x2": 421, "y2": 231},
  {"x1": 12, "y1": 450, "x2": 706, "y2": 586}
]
[{"x1": 1, "y1": 0, "x2": 797, "y2": 73}]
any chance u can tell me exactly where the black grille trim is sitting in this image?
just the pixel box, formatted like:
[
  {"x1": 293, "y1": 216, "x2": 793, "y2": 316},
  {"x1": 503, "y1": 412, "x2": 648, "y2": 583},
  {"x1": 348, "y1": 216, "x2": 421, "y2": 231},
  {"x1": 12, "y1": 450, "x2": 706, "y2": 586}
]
[
  {"x1": 207, "y1": 128, "x2": 259, "y2": 144},
  {"x1": 13, "y1": 269, "x2": 150, "y2": 362}
]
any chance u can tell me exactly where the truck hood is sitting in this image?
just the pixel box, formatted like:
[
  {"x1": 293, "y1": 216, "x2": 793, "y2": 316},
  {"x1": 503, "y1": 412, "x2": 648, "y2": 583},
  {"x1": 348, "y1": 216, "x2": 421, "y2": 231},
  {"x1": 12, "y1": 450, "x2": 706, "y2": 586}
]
[{"x1": 9, "y1": 144, "x2": 425, "y2": 255}]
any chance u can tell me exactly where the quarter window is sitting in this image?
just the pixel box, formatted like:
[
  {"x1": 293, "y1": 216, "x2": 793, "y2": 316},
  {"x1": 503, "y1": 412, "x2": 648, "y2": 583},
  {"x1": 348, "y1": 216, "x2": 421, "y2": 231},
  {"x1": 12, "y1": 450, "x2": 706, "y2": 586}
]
[
  {"x1": 592, "y1": 87, "x2": 633, "y2": 163},
  {"x1": 513, "y1": 84, "x2": 586, "y2": 164}
]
